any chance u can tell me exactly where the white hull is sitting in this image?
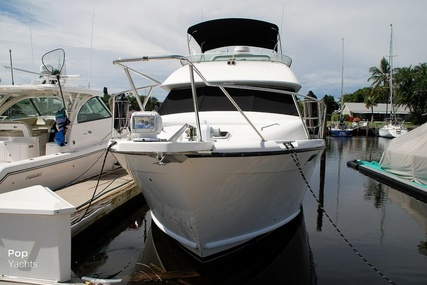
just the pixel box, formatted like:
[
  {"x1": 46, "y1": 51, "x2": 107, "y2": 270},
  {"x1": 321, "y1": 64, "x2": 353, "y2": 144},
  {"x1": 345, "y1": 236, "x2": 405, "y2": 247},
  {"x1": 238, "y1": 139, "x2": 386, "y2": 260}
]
[
  {"x1": 0, "y1": 146, "x2": 116, "y2": 194},
  {"x1": 0, "y1": 57, "x2": 118, "y2": 194},
  {"x1": 113, "y1": 146, "x2": 321, "y2": 257},
  {"x1": 378, "y1": 124, "x2": 408, "y2": 138},
  {"x1": 110, "y1": 18, "x2": 326, "y2": 258}
]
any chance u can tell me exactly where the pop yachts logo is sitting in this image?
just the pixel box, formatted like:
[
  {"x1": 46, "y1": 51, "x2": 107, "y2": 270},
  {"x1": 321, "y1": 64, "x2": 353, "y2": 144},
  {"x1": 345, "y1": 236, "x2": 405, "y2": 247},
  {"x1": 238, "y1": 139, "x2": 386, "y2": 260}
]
[{"x1": 7, "y1": 249, "x2": 37, "y2": 268}]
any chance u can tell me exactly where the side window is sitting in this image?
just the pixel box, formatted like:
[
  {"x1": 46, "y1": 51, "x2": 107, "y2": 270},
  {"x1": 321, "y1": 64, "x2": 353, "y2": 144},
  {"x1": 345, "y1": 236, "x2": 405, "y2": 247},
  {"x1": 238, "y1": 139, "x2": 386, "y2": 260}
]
[{"x1": 77, "y1": 97, "x2": 111, "y2": 123}]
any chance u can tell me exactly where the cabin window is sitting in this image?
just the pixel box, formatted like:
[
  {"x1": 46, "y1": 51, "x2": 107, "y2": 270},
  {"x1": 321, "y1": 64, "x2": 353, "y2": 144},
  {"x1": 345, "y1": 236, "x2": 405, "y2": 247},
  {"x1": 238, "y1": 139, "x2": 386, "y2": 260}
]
[
  {"x1": 77, "y1": 97, "x2": 111, "y2": 123},
  {"x1": 159, "y1": 86, "x2": 298, "y2": 116}
]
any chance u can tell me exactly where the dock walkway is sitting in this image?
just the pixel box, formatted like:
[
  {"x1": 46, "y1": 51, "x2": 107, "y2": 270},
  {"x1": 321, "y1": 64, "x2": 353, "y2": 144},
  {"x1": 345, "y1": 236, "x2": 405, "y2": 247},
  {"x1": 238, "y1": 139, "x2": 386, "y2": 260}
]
[{"x1": 55, "y1": 167, "x2": 139, "y2": 237}]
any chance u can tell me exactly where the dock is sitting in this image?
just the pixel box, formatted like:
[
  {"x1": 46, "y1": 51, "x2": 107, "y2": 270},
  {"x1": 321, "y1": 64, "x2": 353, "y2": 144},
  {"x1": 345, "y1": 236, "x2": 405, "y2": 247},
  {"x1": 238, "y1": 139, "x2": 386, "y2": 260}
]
[
  {"x1": 56, "y1": 167, "x2": 139, "y2": 237},
  {"x1": 0, "y1": 167, "x2": 140, "y2": 285},
  {"x1": 347, "y1": 160, "x2": 427, "y2": 203}
]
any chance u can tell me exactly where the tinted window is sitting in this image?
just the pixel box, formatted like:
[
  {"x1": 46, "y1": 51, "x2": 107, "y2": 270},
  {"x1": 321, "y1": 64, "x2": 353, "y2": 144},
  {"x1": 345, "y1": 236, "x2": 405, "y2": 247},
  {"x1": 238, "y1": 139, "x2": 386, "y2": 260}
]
[
  {"x1": 159, "y1": 86, "x2": 298, "y2": 116},
  {"x1": 77, "y1": 97, "x2": 111, "y2": 123}
]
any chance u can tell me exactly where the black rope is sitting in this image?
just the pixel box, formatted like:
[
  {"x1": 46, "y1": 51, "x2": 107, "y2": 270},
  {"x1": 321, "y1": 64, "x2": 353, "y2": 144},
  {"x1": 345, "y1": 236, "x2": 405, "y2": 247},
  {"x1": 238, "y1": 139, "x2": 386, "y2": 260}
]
[
  {"x1": 75, "y1": 141, "x2": 118, "y2": 223},
  {"x1": 61, "y1": 131, "x2": 114, "y2": 188},
  {"x1": 284, "y1": 142, "x2": 397, "y2": 285}
]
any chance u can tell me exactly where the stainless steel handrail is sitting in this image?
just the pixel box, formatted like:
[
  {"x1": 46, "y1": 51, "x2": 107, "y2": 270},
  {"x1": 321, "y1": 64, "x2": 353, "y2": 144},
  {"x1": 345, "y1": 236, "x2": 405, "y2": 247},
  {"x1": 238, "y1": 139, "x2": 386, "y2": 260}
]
[{"x1": 113, "y1": 55, "x2": 325, "y2": 141}]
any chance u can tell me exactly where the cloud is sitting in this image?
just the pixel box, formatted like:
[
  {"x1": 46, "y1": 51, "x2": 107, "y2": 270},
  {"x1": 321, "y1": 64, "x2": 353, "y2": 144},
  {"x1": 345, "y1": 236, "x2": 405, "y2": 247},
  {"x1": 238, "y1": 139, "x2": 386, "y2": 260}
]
[{"x1": 1, "y1": 0, "x2": 427, "y2": 100}]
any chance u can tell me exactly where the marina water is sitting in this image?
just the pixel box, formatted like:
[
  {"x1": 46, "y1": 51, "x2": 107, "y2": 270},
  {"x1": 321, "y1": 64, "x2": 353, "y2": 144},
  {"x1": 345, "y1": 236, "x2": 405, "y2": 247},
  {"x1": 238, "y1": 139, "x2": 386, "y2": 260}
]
[{"x1": 72, "y1": 136, "x2": 427, "y2": 284}]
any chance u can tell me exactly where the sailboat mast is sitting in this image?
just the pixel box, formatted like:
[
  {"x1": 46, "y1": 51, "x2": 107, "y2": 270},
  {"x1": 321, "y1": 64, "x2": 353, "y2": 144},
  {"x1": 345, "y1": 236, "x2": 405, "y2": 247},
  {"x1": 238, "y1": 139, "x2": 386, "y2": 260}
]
[
  {"x1": 341, "y1": 38, "x2": 344, "y2": 108},
  {"x1": 389, "y1": 24, "x2": 393, "y2": 115}
]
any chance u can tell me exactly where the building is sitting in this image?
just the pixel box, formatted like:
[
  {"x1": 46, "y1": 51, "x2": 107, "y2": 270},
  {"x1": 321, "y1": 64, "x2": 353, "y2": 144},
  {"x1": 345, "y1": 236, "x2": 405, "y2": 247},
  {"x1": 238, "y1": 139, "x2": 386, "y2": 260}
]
[{"x1": 341, "y1": 103, "x2": 411, "y2": 121}]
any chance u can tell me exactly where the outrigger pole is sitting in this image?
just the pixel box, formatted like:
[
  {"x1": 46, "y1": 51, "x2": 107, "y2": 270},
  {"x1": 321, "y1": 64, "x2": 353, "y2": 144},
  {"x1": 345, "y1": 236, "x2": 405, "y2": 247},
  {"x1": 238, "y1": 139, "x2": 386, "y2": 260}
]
[{"x1": 9, "y1": 49, "x2": 14, "y2": 85}]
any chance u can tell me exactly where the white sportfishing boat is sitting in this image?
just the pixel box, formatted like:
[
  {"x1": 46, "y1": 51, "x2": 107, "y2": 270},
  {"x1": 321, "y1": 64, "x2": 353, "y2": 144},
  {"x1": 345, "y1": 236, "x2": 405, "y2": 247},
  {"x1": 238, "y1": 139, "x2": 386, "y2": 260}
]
[
  {"x1": 109, "y1": 18, "x2": 326, "y2": 258},
  {"x1": 0, "y1": 48, "x2": 118, "y2": 194}
]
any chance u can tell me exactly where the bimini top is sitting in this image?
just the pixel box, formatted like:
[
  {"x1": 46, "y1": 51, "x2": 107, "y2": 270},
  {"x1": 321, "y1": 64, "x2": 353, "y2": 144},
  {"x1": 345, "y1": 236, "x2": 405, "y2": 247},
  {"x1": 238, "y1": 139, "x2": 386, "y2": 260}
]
[{"x1": 187, "y1": 18, "x2": 280, "y2": 53}]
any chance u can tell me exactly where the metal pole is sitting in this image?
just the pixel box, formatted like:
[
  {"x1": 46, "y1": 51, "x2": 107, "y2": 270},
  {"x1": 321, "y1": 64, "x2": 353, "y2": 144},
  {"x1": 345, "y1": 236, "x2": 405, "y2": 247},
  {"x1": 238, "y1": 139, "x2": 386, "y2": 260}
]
[
  {"x1": 188, "y1": 65, "x2": 202, "y2": 141},
  {"x1": 9, "y1": 49, "x2": 14, "y2": 85}
]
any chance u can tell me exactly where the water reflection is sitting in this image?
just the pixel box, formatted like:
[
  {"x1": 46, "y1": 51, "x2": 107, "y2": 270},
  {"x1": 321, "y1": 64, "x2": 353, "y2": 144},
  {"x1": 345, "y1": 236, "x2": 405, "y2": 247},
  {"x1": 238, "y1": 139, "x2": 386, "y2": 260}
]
[
  {"x1": 364, "y1": 179, "x2": 388, "y2": 208},
  {"x1": 72, "y1": 202, "x2": 317, "y2": 284},
  {"x1": 134, "y1": 210, "x2": 316, "y2": 284},
  {"x1": 386, "y1": 186, "x2": 427, "y2": 257},
  {"x1": 71, "y1": 136, "x2": 427, "y2": 284},
  {"x1": 72, "y1": 202, "x2": 150, "y2": 281},
  {"x1": 316, "y1": 151, "x2": 326, "y2": 231}
]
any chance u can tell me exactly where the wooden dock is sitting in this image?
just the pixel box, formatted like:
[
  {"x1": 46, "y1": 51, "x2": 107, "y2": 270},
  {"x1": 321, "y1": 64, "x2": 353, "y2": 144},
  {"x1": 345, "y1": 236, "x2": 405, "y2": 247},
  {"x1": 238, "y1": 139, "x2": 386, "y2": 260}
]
[{"x1": 55, "y1": 167, "x2": 139, "y2": 237}]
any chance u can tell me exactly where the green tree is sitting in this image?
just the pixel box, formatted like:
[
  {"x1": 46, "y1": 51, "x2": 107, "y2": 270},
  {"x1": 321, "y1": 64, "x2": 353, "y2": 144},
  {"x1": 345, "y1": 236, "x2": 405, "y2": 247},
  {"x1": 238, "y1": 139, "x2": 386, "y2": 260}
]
[
  {"x1": 364, "y1": 93, "x2": 378, "y2": 123},
  {"x1": 368, "y1": 57, "x2": 390, "y2": 103},
  {"x1": 128, "y1": 95, "x2": 160, "y2": 111},
  {"x1": 342, "y1": 87, "x2": 372, "y2": 103},
  {"x1": 102, "y1": 87, "x2": 111, "y2": 105},
  {"x1": 395, "y1": 63, "x2": 427, "y2": 124},
  {"x1": 322, "y1": 95, "x2": 339, "y2": 114}
]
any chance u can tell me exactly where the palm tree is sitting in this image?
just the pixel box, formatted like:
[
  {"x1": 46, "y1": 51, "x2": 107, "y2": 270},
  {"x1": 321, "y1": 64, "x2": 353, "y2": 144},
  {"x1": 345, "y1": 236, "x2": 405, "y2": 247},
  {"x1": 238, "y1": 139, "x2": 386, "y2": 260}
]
[
  {"x1": 395, "y1": 63, "x2": 427, "y2": 124},
  {"x1": 368, "y1": 57, "x2": 390, "y2": 103},
  {"x1": 364, "y1": 92, "x2": 378, "y2": 123},
  {"x1": 394, "y1": 66, "x2": 414, "y2": 106}
]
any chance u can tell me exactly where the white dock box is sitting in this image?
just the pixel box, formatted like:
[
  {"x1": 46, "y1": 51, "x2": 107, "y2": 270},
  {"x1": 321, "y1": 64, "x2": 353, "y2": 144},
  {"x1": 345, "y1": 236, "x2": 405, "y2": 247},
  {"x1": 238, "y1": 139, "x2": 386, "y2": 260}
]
[{"x1": 0, "y1": 185, "x2": 76, "y2": 282}]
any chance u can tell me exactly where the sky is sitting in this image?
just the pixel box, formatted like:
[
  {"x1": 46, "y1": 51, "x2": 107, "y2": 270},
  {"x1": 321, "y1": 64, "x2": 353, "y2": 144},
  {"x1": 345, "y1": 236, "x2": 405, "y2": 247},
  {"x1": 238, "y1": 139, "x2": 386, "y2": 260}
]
[{"x1": 1, "y1": 0, "x2": 426, "y2": 101}]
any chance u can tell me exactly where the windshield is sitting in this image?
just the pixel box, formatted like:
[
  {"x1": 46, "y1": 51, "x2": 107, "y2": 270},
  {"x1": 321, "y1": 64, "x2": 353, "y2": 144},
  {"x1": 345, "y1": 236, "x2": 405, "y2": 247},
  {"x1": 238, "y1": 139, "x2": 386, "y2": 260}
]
[{"x1": 0, "y1": 97, "x2": 63, "y2": 119}]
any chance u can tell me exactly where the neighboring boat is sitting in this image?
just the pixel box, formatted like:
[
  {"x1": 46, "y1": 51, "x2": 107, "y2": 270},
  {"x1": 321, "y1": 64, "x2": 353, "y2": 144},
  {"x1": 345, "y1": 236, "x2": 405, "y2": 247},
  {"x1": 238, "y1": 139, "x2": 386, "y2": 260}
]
[
  {"x1": 330, "y1": 38, "x2": 353, "y2": 137},
  {"x1": 378, "y1": 24, "x2": 408, "y2": 138},
  {"x1": 0, "y1": 48, "x2": 118, "y2": 194},
  {"x1": 348, "y1": 122, "x2": 427, "y2": 202},
  {"x1": 109, "y1": 18, "x2": 326, "y2": 258},
  {"x1": 378, "y1": 117, "x2": 408, "y2": 138},
  {"x1": 329, "y1": 118, "x2": 353, "y2": 137}
]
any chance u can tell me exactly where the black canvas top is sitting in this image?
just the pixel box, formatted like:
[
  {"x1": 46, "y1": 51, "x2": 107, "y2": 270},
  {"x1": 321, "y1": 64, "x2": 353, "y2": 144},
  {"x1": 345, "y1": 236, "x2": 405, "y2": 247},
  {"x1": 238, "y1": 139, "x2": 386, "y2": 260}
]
[{"x1": 187, "y1": 18, "x2": 280, "y2": 53}]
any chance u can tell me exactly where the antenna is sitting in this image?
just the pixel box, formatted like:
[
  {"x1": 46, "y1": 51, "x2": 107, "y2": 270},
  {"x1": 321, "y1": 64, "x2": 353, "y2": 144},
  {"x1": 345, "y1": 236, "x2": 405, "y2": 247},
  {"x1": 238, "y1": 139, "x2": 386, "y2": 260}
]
[
  {"x1": 9, "y1": 49, "x2": 14, "y2": 85},
  {"x1": 28, "y1": 8, "x2": 35, "y2": 72},
  {"x1": 88, "y1": 8, "x2": 95, "y2": 89},
  {"x1": 280, "y1": 2, "x2": 285, "y2": 43},
  {"x1": 389, "y1": 24, "x2": 393, "y2": 114},
  {"x1": 341, "y1": 38, "x2": 344, "y2": 99}
]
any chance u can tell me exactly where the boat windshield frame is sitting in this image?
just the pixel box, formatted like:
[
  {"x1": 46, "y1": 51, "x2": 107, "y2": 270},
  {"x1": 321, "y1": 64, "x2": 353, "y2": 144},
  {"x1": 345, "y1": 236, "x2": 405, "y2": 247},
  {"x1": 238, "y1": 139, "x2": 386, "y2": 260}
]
[{"x1": 112, "y1": 55, "x2": 326, "y2": 140}]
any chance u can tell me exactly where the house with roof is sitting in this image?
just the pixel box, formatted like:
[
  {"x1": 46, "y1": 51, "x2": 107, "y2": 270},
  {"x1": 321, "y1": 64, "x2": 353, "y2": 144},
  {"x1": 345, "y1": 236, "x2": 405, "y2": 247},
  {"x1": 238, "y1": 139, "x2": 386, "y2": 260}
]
[{"x1": 341, "y1": 103, "x2": 411, "y2": 121}]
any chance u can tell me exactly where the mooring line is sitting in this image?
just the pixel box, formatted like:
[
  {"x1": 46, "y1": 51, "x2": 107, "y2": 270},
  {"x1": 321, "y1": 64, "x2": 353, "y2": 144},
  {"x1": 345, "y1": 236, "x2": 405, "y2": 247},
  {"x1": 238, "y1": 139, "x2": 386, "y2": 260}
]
[{"x1": 284, "y1": 142, "x2": 397, "y2": 285}]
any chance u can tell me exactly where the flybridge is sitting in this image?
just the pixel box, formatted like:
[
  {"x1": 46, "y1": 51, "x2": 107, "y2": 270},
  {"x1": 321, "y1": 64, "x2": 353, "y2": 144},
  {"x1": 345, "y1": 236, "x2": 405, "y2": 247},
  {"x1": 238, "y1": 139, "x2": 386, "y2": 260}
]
[{"x1": 187, "y1": 18, "x2": 281, "y2": 53}]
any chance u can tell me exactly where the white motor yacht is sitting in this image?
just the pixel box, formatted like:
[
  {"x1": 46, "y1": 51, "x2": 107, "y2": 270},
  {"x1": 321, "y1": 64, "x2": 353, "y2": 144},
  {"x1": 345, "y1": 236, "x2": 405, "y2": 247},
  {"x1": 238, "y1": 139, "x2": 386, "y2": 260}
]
[{"x1": 109, "y1": 18, "x2": 326, "y2": 258}]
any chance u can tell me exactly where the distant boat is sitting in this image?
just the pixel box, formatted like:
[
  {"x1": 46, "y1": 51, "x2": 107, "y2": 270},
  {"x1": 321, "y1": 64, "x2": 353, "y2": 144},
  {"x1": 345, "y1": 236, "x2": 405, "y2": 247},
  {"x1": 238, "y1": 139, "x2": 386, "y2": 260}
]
[
  {"x1": 377, "y1": 24, "x2": 408, "y2": 138},
  {"x1": 330, "y1": 118, "x2": 353, "y2": 137},
  {"x1": 0, "y1": 48, "x2": 118, "y2": 194},
  {"x1": 378, "y1": 117, "x2": 408, "y2": 138},
  {"x1": 330, "y1": 38, "x2": 353, "y2": 137}
]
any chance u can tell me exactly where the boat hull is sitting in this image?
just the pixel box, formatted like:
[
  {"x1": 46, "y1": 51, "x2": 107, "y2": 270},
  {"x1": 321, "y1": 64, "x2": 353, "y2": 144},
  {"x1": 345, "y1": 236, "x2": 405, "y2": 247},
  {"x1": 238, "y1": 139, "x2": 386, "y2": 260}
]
[
  {"x1": 0, "y1": 146, "x2": 117, "y2": 194},
  {"x1": 330, "y1": 128, "x2": 353, "y2": 137},
  {"x1": 112, "y1": 148, "x2": 322, "y2": 258},
  {"x1": 378, "y1": 125, "x2": 408, "y2": 138}
]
